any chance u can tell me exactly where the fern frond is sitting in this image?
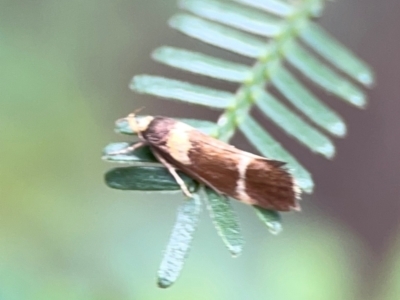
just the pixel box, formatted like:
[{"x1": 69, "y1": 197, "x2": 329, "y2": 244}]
[{"x1": 104, "y1": 0, "x2": 374, "y2": 287}]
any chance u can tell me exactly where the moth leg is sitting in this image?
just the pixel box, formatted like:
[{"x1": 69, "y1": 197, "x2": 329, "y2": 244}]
[
  {"x1": 152, "y1": 150, "x2": 193, "y2": 198},
  {"x1": 109, "y1": 141, "x2": 146, "y2": 155}
]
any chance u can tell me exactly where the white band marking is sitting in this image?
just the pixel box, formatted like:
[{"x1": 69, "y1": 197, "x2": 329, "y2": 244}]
[{"x1": 235, "y1": 156, "x2": 253, "y2": 203}]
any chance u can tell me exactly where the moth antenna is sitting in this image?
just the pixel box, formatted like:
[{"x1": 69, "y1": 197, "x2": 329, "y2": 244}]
[{"x1": 130, "y1": 106, "x2": 145, "y2": 116}]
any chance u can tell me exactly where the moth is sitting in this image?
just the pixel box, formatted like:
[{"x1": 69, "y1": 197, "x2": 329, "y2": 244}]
[{"x1": 112, "y1": 113, "x2": 301, "y2": 211}]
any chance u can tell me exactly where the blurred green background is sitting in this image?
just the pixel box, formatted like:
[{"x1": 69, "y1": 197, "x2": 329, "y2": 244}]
[{"x1": 1, "y1": 0, "x2": 400, "y2": 299}]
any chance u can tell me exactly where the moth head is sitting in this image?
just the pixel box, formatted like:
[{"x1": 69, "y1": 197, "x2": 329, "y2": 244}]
[{"x1": 125, "y1": 113, "x2": 154, "y2": 136}]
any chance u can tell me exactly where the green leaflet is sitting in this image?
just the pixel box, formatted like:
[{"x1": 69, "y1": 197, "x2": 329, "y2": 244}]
[
  {"x1": 157, "y1": 194, "x2": 202, "y2": 288},
  {"x1": 301, "y1": 23, "x2": 374, "y2": 86},
  {"x1": 152, "y1": 47, "x2": 251, "y2": 82},
  {"x1": 169, "y1": 14, "x2": 267, "y2": 58},
  {"x1": 270, "y1": 67, "x2": 346, "y2": 137},
  {"x1": 253, "y1": 88, "x2": 335, "y2": 158},
  {"x1": 180, "y1": 0, "x2": 283, "y2": 37},
  {"x1": 205, "y1": 188, "x2": 244, "y2": 257},
  {"x1": 102, "y1": 143, "x2": 157, "y2": 164},
  {"x1": 284, "y1": 41, "x2": 367, "y2": 108},
  {"x1": 254, "y1": 207, "x2": 283, "y2": 235},
  {"x1": 232, "y1": 0, "x2": 295, "y2": 17},
  {"x1": 105, "y1": 166, "x2": 197, "y2": 192},
  {"x1": 131, "y1": 75, "x2": 234, "y2": 108}
]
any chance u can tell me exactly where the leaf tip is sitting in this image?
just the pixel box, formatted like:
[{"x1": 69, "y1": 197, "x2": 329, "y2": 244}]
[
  {"x1": 115, "y1": 118, "x2": 134, "y2": 135},
  {"x1": 168, "y1": 14, "x2": 185, "y2": 29},
  {"x1": 330, "y1": 121, "x2": 347, "y2": 137},
  {"x1": 358, "y1": 72, "x2": 375, "y2": 87},
  {"x1": 151, "y1": 46, "x2": 170, "y2": 61},
  {"x1": 349, "y1": 92, "x2": 367, "y2": 108},
  {"x1": 267, "y1": 222, "x2": 283, "y2": 235},
  {"x1": 102, "y1": 143, "x2": 129, "y2": 162},
  {"x1": 104, "y1": 168, "x2": 124, "y2": 190},
  {"x1": 130, "y1": 74, "x2": 153, "y2": 93},
  {"x1": 157, "y1": 277, "x2": 174, "y2": 289},
  {"x1": 318, "y1": 142, "x2": 335, "y2": 159},
  {"x1": 229, "y1": 245, "x2": 244, "y2": 258},
  {"x1": 254, "y1": 207, "x2": 283, "y2": 235},
  {"x1": 102, "y1": 142, "x2": 125, "y2": 155}
]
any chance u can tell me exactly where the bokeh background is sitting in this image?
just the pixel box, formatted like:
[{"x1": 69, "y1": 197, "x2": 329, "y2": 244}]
[{"x1": 1, "y1": 0, "x2": 399, "y2": 299}]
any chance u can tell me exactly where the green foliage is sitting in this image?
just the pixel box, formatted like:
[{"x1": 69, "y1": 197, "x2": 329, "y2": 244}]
[
  {"x1": 254, "y1": 206, "x2": 282, "y2": 235},
  {"x1": 204, "y1": 187, "x2": 244, "y2": 256},
  {"x1": 157, "y1": 194, "x2": 202, "y2": 288},
  {"x1": 104, "y1": 0, "x2": 374, "y2": 287}
]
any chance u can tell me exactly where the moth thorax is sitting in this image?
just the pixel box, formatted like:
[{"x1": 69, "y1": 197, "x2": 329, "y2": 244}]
[{"x1": 127, "y1": 115, "x2": 154, "y2": 134}]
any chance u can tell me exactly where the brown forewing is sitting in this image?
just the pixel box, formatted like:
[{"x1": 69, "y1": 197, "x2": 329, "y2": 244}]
[
  {"x1": 186, "y1": 138, "x2": 241, "y2": 196},
  {"x1": 245, "y1": 159, "x2": 299, "y2": 211},
  {"x1": 151, "y1": 131, "x2": 241, "y2": 197},
  {"x1": 144, "y1": 119, "x2": 299, "y2": 211}
]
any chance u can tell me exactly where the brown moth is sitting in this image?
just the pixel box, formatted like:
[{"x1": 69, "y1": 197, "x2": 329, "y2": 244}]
[{"x1": 113, "y1": 113, "x2": 301, "y2": 211}]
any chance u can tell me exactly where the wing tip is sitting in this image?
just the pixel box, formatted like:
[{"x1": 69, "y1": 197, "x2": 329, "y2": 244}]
[{"x1": 245, "y1": 159, "x2": 303, "y2": 212}]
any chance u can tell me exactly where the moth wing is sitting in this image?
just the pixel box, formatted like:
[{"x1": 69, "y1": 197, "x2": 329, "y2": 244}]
[
  {"x1": 242, "y1": 157, "x2": 300, "y2": 211},
  {"x1": 145, "y1": 121, "x2": 299, "y2": 211},
  {"x1": 186, "y1": 131, "x2": 287, "y2": 167}
]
